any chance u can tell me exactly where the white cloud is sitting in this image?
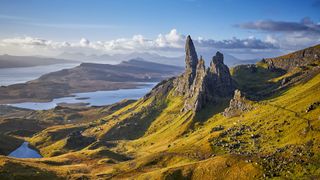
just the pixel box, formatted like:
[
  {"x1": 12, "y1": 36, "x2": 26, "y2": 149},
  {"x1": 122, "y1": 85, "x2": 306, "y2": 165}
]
[
  {"x1": 80, "y1": 38, "x2": 90, "y2": 47},
  {"x1": 0, "y1": 29, "x2": 296, "y2": 59},
  {"x1": 265, "y1": 35, "x2": 277, "y2": 44},
  {"x1": 155, "y1": 29, "x2": 185, "y2": 48}
]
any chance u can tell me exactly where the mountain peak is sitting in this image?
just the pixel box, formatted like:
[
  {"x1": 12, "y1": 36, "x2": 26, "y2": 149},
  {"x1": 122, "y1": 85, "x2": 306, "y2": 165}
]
[
  {"x1": 212, "y1": 51, "x2": 224, "y2": 64},
  {"x1": 174, "y1": 37, "x2": 235, "y2": 112},
  {"x1": 185, "y1": 35, "x2": 198, "y2": 74}
]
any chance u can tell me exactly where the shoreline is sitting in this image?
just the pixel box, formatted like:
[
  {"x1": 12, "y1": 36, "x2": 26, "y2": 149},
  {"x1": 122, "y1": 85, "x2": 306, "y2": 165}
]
[
  {"x1": 0, "y1": 82, "x2": 157, "y2": 104},
  {"x1": 1, "y1": 82, "x2": 157, "y2": 109}
]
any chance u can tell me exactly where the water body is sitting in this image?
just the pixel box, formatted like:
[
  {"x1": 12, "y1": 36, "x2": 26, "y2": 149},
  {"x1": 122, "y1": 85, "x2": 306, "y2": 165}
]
[
  {"x1": 0, "y1": 63, "x2": 79, "y2": 86},
  {"x1": 8, "y1": 83, "x2": 157, "y2": 110},
  {"x1": 8, "y1": 142, "x2": 42, "y2": 158}
]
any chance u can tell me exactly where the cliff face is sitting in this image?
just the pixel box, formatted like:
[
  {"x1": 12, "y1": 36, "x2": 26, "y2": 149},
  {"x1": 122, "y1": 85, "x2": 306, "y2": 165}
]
[
  {"x1": 175, "y1": 35, "x2": 199, "y2": 95},
  {"x1": 174, "y1": 36, "x2": 235, "y2": 112},
  {"x1": 263, "y1": 44, "x2": 320, "y2": 71}
]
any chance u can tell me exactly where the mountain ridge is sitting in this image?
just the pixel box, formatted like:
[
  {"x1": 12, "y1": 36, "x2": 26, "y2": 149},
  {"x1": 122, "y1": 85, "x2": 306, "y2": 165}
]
[{"x1": 0, "y1": 54, "x2": 78, "y2": 69}]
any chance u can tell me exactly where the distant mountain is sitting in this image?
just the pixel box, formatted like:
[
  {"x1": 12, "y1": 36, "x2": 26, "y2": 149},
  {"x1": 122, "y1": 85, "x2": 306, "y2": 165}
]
[
  {"x1": 58, "y1": 52, "x2": 185, "y2": 66},
  {"x1": 57, "y1": 51, "x2": 247, "y2": 67},
  {"x1": 0, "y1": 54, "x2": 77, "y2": 68},
  {"x1": 0, "y1": 59, "x2": 183, "y2": 104}
]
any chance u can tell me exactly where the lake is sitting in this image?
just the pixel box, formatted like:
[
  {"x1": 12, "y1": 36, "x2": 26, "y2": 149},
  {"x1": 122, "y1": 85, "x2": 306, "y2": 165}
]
[
  {"x1": 8, "y1": 83, "x2": 157, "y2": 110},
  {"x1": 0, "y1": 63, "x2": 79, "y2": 86},
  {"x1": 8, "y1": 142, "x2": 42, "y2": 158}
]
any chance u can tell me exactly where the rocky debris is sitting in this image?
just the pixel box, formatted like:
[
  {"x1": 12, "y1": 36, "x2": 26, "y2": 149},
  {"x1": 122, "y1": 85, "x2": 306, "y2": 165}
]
[
  {"x1": 223, "y1": 90, "x2": 253, "y2": 117},
  {"x1": 211, "y1": 125, "x2": 224, "y2": 132},
  {"x1": 209, "y1": 125, "x2": 255, "y2": 154},
  {"x1": 209, "y1": 123, "x2": 316, "y2": 178},
  {"x1": 305, "y1": 101, "x2": 320, "y2": 112},
  {"x1": 257, "y1": 143, "x2": 315, "y2": 178},
  {"x1": 174, "y1": 36, "x2": 235, "y2": 112},
  {"x1": 263, "y1": 44, "x2": 320, "y2": 71},
  {"x1": 65, "y1": 131, "x2": 95, "y2": 150}
]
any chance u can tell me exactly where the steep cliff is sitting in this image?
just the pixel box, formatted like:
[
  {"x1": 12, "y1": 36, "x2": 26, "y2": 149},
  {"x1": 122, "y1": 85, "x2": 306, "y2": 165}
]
[{"x1": 174, "y1": 36, "x2": 235, "y2": 112}]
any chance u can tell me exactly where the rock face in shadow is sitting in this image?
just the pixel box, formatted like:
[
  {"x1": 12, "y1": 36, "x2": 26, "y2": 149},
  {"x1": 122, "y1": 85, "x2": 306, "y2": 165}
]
[
  {"x1": 207, "y1": 52, "x2": 234, "y2": 97},
  {"x1": 223, "y1": 90, "x2": 253, "y2": 118},
  {"x1": 174, "y1": 36, "x2": 235, "y2": 112}
]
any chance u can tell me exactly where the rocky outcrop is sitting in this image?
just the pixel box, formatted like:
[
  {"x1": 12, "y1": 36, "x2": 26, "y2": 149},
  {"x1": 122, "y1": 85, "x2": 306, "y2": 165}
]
[
  {"x1": 175, "y1": 35, "x2": 199, "y2": 95},
  {"x1": 206, "y1": 52, "x2": 235, "y2": 98},
  {"x1": 184, "y1": 57, "x2": 209, "y2": 111},
  {"x1": 263, "y1": 44, "x2": 320, "y2": 71},
  {"x1": 174, "y1": 36, "x2": 235, "y2": 112},
  {"x1": 223, "y1": 90, "x2": 253, "y2": 117}
]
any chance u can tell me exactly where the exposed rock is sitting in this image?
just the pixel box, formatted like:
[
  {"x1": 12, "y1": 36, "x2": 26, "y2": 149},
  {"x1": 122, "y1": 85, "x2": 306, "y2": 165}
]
[
  {"x1": 174, "y1": 36, "x2": 234, "y2": 112},
  {"x1": 206, "y1": 52, "x2": 235, "y2": 98},
  {"x1": 223, "y1": 89, "x2": 253, "y2": 117},
  {"x1": 175, "y1": 35, "x2": 199, "y2": 95},
  {"x1": 305, "y1": 101, "x2": 320, "y2": 112},
  {"x1": 183, "y1": 57, "x2": 209, "y2": 112},
  {"x1": 263, "y1": 44, "x2": 320, "y2": 71},
  {"x1": 211, "y1": 125, "x2": 224, "y2": 132}
]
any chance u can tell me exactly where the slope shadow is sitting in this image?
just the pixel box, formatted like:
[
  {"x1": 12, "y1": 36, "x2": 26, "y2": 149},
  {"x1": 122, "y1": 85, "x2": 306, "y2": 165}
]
[{"x1": 194, "y1": 98, "x2": 231, "y2": 123}]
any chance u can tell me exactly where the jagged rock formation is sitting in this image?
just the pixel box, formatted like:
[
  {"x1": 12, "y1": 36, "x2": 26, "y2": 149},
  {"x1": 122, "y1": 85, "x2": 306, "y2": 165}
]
[
  {"x1": 206, "y1": 51, "x2": 234, "y2": 97},
  {"x1": 174, "y1": 36, "x2": 235, "y2": 112},
  {"x1": 175, "y1": 35, "x2": 199, "y2": 95},
  {"x1": 223, "y1": 89, "x2": 253, "y2": 117},
  {"x1": 263, "y1": 44, "x2": 320, "y2": 71}
]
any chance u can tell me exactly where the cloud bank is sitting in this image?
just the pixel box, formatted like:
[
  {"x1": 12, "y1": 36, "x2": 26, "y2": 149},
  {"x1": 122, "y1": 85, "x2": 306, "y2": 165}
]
[
  {"x1": 237, "y1": 17, "x2": 320, "y2": 50},
  {"x1": 0, "y1": 29, "x2": 278, "y2": 58}
]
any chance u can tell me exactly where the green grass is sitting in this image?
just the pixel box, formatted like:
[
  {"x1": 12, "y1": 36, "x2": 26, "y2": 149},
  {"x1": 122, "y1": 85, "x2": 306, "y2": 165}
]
[{"x1": 231, "y1": 63, "x2": 285, "y2": 99}]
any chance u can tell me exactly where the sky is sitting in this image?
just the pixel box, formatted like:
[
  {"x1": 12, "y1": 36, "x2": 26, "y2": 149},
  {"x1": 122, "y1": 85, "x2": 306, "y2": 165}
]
[{"x1": 0, "y1": 0, "x2": 320, "y2": 60}]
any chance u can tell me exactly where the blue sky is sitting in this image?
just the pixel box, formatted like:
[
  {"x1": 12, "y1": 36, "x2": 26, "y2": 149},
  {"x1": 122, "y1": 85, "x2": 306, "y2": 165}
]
[{"x1": 0, "y1": 0, "x2": 319, "y2": 59}]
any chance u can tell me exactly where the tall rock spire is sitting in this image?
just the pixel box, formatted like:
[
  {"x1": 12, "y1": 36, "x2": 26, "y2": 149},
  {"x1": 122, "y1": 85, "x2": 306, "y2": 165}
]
[
  {"x1": 208, "y1": 51, "x2": 234, "y2": 97},
  {"x1": 175, "y1": 36, "x2": 234, "y2": 113},
  {"x1": 175, "y1": 36, "x2": 199, "y2": 95},
  {"x1": 185, "y1": 35, "x2": 198, "y2": 76}
]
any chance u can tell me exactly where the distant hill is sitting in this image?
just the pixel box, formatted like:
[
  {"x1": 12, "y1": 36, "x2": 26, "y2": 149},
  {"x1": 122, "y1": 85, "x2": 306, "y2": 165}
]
[
  {"x1": 58, "y1": 51, "x2": 246, "y2": 67},
  {"x1": 35, "y1": 58, "x2": 183, "y2": 83},
  {"x1": 0, "y1": 54, "x2": 77, "y2": 68},
  {"x1": 0, "y1": 59, "x2": 183, "y2": 104},
  {"x1": 58, "y1": 52, "x2": 185, "y2": 67}
]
